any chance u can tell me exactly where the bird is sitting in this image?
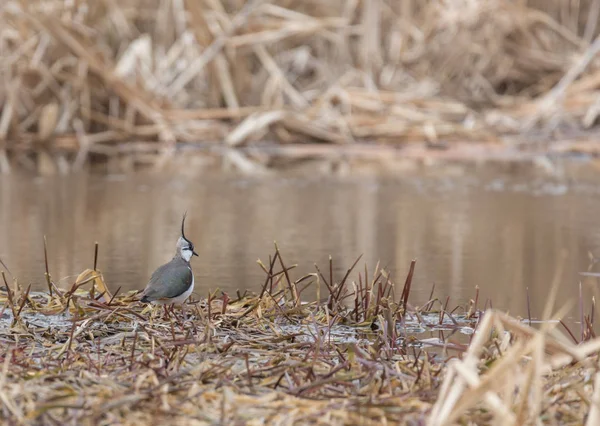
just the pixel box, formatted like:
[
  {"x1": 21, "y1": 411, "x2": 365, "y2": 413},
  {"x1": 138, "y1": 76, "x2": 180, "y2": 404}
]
[{"x1": 140, "y1": 213, "x2": 198, "y2": 319}]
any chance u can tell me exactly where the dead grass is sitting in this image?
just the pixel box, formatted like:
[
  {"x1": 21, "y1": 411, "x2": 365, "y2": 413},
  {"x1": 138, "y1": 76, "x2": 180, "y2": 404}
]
[
  {"x1": 0, "y1": 245, "x2": 599, "y2": 424},
  {"x1": 2, "y1": 1, "x2": 600, "y2": 173}
]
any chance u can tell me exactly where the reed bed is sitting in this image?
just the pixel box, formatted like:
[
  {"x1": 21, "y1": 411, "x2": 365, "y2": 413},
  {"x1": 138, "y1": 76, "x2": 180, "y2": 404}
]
[
  {"x1": 2, "y1": 0, "x2": 600, "y2": 173},
  {"x1": 1, "y1": 245, "x2": 600, "y2": 425}
]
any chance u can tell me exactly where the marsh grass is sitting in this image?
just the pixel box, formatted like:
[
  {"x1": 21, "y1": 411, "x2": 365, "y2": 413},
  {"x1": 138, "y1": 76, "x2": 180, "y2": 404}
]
[
  {"x1": 2, "y1": 1, "x2": 600, "y2": 173},
  {"x1": 0, "y1": 243, "x2": 599, "y2": 424}
]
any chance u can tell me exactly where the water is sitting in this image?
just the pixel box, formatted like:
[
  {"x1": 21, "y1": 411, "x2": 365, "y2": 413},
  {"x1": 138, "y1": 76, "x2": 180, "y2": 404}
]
[{"x1": 1, "y1": 168, "x2": 600, "y2": 324}]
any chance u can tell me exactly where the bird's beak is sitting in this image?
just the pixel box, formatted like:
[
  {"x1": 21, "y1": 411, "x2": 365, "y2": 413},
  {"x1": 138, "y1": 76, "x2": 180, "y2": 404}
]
[{"x1": 193, "y1": 250, "x2": 199, "y2": 257}]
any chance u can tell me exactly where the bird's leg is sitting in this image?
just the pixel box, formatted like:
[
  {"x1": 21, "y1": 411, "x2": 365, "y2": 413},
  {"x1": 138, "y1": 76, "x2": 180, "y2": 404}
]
[
  {"x1": 172, "y1": 304, "x2": 185, "y2": 328},
  {"x1": 162, "y1": 304, "x2": 171, "y2": 320},
  {"x1": 170, "y1": 303, "x2": 180, "y2": 321},
  {"x1": 181, "y1": 302, "x2": 187, "y2": 323}
]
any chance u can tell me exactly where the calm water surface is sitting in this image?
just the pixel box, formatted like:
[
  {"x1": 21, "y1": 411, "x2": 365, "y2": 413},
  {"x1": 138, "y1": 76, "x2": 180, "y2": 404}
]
[{"x1": 1, "y1": 170, "x2": 600, "y2": 323}]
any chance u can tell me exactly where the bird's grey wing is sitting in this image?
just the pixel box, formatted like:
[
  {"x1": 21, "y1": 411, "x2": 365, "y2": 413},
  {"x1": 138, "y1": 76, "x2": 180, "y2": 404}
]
[{"x1": 143, "y1": 261, "x2": 193, "y2": 301}]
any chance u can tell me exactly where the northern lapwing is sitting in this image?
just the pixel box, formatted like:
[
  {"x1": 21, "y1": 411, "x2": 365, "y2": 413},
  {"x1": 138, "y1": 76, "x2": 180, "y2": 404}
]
[{"x1": 141, "y1": 213, "x2": 198, "y2": 319}]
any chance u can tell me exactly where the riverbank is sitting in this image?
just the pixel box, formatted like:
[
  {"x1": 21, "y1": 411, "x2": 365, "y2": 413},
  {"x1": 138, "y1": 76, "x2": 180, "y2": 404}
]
[
  {"x1": 3, "y1": 1, "x2": 600, "y2": 174},
  {"x1": 0, "y1": 249, "x2": 598, "y2": 425}
]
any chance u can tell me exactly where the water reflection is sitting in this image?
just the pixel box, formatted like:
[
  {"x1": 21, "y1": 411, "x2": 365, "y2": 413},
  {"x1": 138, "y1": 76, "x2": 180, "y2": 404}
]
[{"x1": 0, "y1": 171, "x2": 599, "y2": 323}]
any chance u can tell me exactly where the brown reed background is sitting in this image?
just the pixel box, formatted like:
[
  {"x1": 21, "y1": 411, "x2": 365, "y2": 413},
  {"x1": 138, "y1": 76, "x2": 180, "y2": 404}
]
[{"x1": 2, "y1": 0, "x2": 600, "y2": 173}]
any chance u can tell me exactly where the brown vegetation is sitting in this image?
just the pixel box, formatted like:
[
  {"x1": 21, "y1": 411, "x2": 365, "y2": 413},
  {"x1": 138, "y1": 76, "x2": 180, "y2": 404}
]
[
  {"x1": 0, "y1": 246, "x2": 599, "y2": 424},
  {"x1": 2, "y1": 0, "x2": 600, "y2": 173}
]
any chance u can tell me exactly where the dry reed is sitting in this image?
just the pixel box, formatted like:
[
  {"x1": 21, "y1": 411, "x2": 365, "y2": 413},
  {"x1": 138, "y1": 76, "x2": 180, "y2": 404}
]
[
  {"x1": 2, "y1": 1, "x2": 600, "y2": 173},
  {"x1": 0, "y1": 243, "x2": 599, "y2": 424}
]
